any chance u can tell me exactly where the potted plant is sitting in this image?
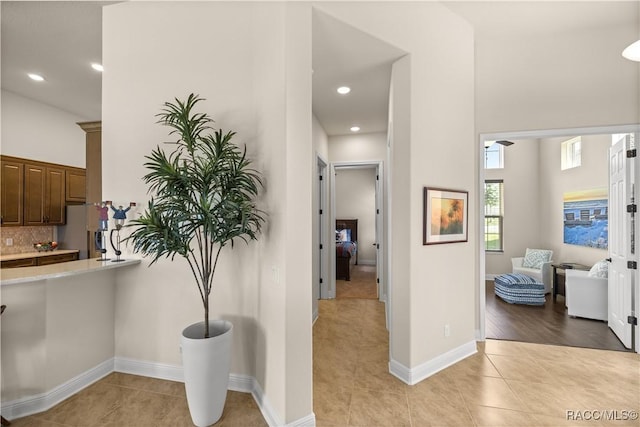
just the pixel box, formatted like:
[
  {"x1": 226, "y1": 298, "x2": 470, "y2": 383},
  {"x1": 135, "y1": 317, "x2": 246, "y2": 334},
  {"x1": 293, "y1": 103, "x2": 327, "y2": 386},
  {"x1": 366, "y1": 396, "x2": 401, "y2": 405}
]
[{"x1": 126, "y1": 94, "x2": 264, "y2": 426}]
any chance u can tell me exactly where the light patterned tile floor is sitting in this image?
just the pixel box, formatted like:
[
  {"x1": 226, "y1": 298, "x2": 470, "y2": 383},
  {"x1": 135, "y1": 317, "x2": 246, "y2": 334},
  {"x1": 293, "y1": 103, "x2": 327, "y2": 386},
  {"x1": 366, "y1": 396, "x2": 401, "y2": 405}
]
[
  {"x1": 313, "y1": 299, "x2": 640, "y2": 427},
  {"x1": 8, "y1": 298, "x2": 639, "y2": 426}
]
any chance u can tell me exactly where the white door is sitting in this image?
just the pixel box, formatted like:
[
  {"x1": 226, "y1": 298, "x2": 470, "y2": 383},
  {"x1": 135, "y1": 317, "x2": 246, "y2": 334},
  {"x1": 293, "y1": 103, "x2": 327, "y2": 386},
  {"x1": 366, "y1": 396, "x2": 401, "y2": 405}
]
[
  {"x1": 609, "y1": 136, "x2": 633, "y2": 349},
  {"x1": 318, "y1": 159, "x2": 329, "y2": 299},
  {"x1": 375, "y1": 165, "x2": 383, "y2": 301}
]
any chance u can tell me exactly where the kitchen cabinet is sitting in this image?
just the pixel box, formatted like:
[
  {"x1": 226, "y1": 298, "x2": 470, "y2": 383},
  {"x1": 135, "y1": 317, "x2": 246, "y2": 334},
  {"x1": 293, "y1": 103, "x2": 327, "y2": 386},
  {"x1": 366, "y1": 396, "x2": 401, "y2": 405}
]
[
  {"x1": 1, "y1": 159, "x2": 24, "y2": 226},
  {"x1": 24, "y1": 163, "x2": 66, "y2": 225},
  {"x1": 65, "y1": 168, "x2": 86, "y2": 203},
  {"x1": 0, "y1": 156, "x2": 85, "y2": 226},
  {"x1": 1, "y1": 250, "x2": 79, "y2": 269}
]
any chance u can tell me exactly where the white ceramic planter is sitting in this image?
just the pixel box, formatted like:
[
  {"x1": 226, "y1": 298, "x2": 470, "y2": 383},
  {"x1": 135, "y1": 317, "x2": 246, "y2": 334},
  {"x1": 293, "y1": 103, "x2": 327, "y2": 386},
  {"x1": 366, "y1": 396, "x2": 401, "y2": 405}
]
[{"x1": 181, "y1": 320, "x2": 233, "y2": 427}]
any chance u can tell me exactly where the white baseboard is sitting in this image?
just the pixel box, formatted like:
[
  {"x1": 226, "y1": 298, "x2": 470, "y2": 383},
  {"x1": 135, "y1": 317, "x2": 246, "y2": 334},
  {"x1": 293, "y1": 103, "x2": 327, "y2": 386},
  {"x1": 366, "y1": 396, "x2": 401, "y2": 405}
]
[
  {"x1": 358, "y1": 259, "x2": 376, "y2": 266},
  {"x1": 389, "y1": 340, "x2": 477, "y2": 385},
  {"x1": 485, "y1": 274, "x2": 498, "y2": 280},
  {"x1": 1, "y1": 358, "x2": 114, "y2": 420},
  {"x1": 2, "y1": 357, "x2": 315, "y2": 427}
]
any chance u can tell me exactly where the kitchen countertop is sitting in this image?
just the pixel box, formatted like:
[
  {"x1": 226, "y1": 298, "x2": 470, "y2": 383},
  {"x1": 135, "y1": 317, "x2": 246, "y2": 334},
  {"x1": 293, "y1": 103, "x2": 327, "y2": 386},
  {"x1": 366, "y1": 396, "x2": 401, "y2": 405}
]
[
  {"x1": 0, "y1": 258, "x2": 141, "y2": 286},
  {"x1": 0, "y1": 249, "x2": 80, "y2": 262}
]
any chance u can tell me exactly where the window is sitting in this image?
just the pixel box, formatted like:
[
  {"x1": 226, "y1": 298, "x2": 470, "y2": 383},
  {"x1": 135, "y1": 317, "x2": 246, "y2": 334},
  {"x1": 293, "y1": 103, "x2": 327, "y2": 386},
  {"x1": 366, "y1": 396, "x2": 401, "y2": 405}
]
[
  {"x1": 484, "y1": 180, "x2": 503, "y2": 252},
  {"x1": 484, "y1": 141, "x2": 504, "y2": 169},
  {"x1": 561, "y1": 137, "x2": 581, "y2": 170}
]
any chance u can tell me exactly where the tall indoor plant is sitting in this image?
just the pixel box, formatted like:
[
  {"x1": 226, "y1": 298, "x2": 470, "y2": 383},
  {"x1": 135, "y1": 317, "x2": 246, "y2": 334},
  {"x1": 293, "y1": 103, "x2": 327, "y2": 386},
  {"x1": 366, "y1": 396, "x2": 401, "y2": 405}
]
[{"x1": 127, "y1": 94, "x2": 264, "y2": 426}]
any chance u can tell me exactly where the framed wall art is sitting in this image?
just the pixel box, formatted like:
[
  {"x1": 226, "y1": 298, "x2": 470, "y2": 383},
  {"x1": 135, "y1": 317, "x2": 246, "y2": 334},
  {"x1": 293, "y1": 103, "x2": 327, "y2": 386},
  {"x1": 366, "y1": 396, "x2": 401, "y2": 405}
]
[{"x1": 423, "y1": 187, "x2": 468, "y2": 245}]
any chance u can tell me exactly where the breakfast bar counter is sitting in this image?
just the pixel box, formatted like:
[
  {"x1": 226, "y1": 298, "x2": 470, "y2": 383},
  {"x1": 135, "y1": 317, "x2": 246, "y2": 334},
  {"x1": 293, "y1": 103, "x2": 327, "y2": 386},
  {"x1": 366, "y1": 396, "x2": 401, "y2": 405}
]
[
  {"x1": 0, "y1": 257, "x2": 141, "y2": 419},
  {"x1": 0, "y1": 257, "x2": 140, "y2": 285}
]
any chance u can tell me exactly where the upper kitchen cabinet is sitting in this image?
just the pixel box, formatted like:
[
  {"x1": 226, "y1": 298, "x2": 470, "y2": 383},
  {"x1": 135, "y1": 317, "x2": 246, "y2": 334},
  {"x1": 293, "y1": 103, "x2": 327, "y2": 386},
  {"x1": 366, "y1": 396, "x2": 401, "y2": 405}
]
[
  {"x1": 1, "y1": 158, "x2": 24, "y2": 226},
  {"x1": 0, "y1": 155, "x2": 86, "y2": 226},
  {"x1": 65, "y1": 168, "x2": 86, "y2": 203},
  {"x1": 24, "y1": 162, "x2": 66, "y2": 225}
]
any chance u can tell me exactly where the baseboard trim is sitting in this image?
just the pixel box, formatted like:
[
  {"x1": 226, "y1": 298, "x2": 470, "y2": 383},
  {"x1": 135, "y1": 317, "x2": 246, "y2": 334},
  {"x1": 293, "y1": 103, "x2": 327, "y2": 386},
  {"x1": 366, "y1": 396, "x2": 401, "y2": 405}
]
[
  {"x1": 389, "y1": 340, "x2": 477, "y2": 385},
  {"x1": 2, "y1": 357, "x2": 315, "y2": 427},
  {"x1": 485, "y1": 274, "x2": 498, "y2": 280},
  {"x1": 1, "y1": 358, "x2": 114, "y2": 420},
  {"x1": 358, "y1": 259, "x2": 376, "y2": 266},
  {"x1": 114, "y1": 357, "x2": 314, "y2": 427}
]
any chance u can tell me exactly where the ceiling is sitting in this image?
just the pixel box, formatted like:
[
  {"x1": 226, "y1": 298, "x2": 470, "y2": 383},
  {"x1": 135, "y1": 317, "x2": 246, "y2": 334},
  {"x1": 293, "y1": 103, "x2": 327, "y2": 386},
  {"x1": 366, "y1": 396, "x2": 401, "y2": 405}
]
[{"x1": 2, "y1": 1, "x2": 638, "y2": 135}]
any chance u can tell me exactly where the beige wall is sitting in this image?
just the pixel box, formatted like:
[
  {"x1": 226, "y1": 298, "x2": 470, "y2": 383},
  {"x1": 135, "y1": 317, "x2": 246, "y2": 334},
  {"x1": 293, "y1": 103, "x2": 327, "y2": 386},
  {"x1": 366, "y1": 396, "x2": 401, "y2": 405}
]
[
  {"x1": 103, "y1": 2, "x2": 312, "y2": 423},
  {"x1": 1, "y1": 90, "x2": 86, "y2": 168},
  {"x1": 475, "y1": 26, "x2": 639, "y2": 134},
  {"x1": 539, "y1": 134, "x2": 612, "y2": 267},
  {"x1": 484, "y1": 139, "x2": 541, "y2": 275},
  {"x1": 328, "y1": 132, "x2": 387, "y2": 162}
]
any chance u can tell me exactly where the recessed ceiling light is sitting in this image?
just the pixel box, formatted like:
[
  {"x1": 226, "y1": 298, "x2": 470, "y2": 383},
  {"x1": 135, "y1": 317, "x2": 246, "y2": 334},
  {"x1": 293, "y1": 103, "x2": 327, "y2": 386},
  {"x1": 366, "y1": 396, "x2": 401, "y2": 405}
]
[
  {"x1": 350, "y1": 126, "x2": 360, "y2": 132},
  {"x1": 337, "y1": 86, "x2": 351, "y2": 95},
  {"x1": 28, "y1": 73, "x2": 45, "y2": 82},
  {"x1": 91, "y1": 63, "x2": 104, "y2": 72},
  {"x1": 622, "y1": 39, "x2": 640, "y2": 61}
]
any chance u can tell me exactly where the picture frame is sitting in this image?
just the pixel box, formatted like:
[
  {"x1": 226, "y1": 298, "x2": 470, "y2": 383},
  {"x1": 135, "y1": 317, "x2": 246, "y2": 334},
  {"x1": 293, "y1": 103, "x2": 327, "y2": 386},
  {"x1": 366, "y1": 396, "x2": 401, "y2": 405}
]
[{"x1": 423, "y1": 187, "x2": 468, "y2": 245}]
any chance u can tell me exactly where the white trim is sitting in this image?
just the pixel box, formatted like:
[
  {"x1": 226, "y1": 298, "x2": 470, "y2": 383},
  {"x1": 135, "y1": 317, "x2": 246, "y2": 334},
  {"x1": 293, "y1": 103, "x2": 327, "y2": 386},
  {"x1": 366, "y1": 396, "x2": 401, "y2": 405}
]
[
  {"x1": 1, "y1": 358, "x2": 114, "y2": 420},
  {"x1": 2, "y1": 357, "x2": 314, "y2": 427},
  {"x1": 114, "y1": 356, "x2": 184, "y2": 382},
  {"x1": 388, "y1": 340, "x2": 477, "y2": 385},
  {"x1": 358, "y1": 259, "x2": 377, "y2": 266},
  {"x1": 485, "y1": 274, "x2": 498, "y2": 280}
]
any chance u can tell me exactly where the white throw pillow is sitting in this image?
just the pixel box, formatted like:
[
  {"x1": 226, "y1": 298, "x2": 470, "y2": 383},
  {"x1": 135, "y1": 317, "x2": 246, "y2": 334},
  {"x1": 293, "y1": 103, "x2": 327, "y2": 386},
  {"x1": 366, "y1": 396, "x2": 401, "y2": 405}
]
[
  {"x1": 522, "y1": 248, "x2": 553, "y2": 269},
  {"x1": 588, "y1": 260, "x2": 609, "y2": 278}
]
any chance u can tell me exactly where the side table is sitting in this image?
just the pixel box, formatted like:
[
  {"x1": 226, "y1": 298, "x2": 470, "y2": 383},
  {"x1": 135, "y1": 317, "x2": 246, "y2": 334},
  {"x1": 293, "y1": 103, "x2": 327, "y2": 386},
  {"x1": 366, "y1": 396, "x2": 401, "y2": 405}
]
[{"x1": 551, "y1": 263, "x2": 590, "y2": 301}]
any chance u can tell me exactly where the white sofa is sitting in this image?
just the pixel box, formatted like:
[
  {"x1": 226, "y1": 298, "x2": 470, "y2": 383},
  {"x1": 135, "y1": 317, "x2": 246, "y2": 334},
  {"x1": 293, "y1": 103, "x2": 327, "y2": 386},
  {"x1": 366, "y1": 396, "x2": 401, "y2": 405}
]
[
  {"x1": 565, "y1": 269, "x2": 608, "y2": 321},
  {"x1": 511, "y1": 257, "x2": 554, "y2": 294}
]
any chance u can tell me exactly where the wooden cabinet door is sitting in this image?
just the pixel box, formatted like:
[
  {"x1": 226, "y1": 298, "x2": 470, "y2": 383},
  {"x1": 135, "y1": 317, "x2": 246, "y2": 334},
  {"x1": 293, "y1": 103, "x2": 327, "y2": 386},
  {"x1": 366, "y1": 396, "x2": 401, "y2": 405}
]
[
  {"x1": 24, "y1": 163, "x2": 46, "y2": 225},
  {"x1": 45, "y1": 167, "x2": 65, "y2": 224},
  {"x1": 1, "y1": 160, "x2": 24, "y2": 226},
  {"x1": 65, "y1": 168, "x2": 86, "y2": 203}
]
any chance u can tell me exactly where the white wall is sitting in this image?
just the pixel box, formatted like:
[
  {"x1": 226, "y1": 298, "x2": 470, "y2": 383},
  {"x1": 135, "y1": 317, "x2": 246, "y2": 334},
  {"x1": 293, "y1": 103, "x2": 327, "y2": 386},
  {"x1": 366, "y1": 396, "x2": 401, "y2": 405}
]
[
  {"x1": 335, "y1": 168, "x2": 377, "y2": 264},
  {"x1": 1, "y1": 90, "x2": 87, "y2": 167},
  {"x1": 103, "y1": 2, "x2": 312, "y2": 424}
]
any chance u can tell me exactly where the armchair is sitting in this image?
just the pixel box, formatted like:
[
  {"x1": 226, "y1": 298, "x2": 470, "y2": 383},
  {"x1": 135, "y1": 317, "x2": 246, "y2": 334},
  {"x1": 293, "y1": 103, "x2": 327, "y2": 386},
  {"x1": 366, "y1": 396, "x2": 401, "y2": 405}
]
[
  {"x1": 511, "y1": 256, "x2": 553, "y2": 294},
  {"x1": 565, "y1": 269, "x2": 607, "y2": 321}
]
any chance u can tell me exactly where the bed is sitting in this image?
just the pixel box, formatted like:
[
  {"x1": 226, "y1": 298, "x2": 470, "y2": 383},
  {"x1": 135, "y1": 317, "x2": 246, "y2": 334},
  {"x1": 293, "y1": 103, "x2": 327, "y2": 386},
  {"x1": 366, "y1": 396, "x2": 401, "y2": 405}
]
[{"x1": 335, "y1": 219, "x2": 358, "y2": 281}]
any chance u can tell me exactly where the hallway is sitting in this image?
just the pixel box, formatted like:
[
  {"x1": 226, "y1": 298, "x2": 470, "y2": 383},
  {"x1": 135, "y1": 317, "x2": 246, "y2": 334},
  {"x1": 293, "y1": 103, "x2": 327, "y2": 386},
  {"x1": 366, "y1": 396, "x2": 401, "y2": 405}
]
[{"x1": 313, "y1": 298, "x2": 640, "y2": 426}]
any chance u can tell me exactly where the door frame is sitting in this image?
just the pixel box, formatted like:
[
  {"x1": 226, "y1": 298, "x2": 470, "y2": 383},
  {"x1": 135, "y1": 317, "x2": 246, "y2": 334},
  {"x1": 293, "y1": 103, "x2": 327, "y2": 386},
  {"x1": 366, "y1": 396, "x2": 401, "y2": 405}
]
[
  {"x1": 327, "y1": 160, "x2": 384, "y2": 302},
  {"x1": 317, "y1": 155, "x2": 328, "y2": 302},
  {"x1": 477, "y1": 124, "x2": 640, "y2": 354}
]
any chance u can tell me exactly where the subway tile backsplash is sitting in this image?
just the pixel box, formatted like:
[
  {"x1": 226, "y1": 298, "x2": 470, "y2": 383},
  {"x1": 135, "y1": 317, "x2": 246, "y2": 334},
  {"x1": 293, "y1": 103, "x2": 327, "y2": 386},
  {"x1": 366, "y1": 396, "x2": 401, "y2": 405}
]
[{"x1": 0, "y1": 226, "x2": 55, "y2": 255}]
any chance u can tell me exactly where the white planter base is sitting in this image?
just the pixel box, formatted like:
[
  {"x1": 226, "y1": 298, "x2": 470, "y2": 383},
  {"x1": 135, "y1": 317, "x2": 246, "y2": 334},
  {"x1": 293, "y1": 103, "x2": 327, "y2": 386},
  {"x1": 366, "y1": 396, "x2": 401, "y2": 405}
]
[{"x1": 181, "y1": 320, "x2": 233, "y2": 427}]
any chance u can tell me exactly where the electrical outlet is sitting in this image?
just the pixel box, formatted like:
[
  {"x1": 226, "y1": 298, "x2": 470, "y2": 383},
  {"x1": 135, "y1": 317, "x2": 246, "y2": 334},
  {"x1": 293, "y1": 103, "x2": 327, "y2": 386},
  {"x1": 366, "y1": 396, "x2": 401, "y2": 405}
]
[
  {"x1": 5, "y1": 238, "x2": 13, "y2": 246},
  {"x1": 272, "y1": 266, "x2": 280, "y2": 284},
  {"x1": 444, "y1": 324, "x2": 451, "y2": 337}
]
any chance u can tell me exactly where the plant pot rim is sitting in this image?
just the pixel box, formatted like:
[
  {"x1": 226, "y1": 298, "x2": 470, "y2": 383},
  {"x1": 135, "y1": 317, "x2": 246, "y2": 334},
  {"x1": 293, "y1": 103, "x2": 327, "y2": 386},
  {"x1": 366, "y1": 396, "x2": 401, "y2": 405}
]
[{"x1": 182, "y1": 319, "x2": 233, "y2": 340}]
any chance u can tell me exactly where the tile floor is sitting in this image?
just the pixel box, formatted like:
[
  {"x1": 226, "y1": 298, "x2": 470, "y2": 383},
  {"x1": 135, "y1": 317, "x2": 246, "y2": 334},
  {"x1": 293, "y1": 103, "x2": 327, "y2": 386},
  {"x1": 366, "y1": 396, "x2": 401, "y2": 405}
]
[
  {"x1": 8, "y1": 298, "x2": 640, "y2": 426},
  {"x1": 313, "y1": 298, "x2": 640, "y2": 426}
]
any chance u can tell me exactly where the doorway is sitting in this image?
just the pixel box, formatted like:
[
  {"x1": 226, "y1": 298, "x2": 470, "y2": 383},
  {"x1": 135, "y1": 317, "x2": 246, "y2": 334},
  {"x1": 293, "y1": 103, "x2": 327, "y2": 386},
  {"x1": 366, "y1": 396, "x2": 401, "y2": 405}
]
[
  {"x1": 322, "y1": 161, "x2": 384, "y2": 303},
  {"x1": 478, "y1": 125, "x2": 640, "y2": 354}
]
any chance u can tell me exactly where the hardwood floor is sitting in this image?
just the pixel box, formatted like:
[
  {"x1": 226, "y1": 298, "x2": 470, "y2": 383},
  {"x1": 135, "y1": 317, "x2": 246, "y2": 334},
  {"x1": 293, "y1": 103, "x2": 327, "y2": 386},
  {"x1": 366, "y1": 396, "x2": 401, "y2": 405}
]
[{"x1": 486, "y1": 280, "x2": 630, "y2": 352}]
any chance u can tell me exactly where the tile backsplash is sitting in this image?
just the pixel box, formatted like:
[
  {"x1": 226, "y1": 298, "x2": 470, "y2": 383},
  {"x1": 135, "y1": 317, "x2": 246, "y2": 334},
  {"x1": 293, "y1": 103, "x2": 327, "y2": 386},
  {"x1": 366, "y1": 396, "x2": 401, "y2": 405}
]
[{"x1": 0, "y1": 226, "x2": 55, "y2": 255}]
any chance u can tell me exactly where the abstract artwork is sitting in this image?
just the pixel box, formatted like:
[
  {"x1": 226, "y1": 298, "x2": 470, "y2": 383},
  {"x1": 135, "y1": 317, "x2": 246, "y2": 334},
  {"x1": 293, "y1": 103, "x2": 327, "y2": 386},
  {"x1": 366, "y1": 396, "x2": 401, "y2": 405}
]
[
  {"x1": 423, "y1": 187, "x2": 468, "y2": 245},
  {"x1": 563, "y1": 188, "x2": 608, "y2": 249}
]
